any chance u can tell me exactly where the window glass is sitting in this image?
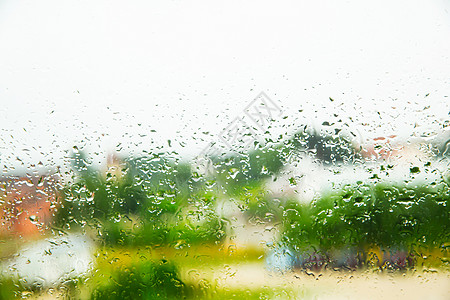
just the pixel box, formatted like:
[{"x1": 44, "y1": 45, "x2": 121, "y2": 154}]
[{"x1": 1, "y1": 1, "x2": 449, "y2": 299}]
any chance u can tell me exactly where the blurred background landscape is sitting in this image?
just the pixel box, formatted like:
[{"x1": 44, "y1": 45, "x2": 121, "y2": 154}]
[
  {"x1": 1, "y1": 123, "x2": 449, "y2": 299},
  {"x1": 1, "y1": 0, "x2": 450, "y2": 299}
]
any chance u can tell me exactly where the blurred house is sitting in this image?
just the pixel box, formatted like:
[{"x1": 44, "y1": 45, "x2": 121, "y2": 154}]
[
  {"x1": 361, "y1": 135, "x2": 402, "y2": 160},
  {"x1": 105, "y1": 152, "x2": 126, "y2": 179},
  {"x1": 0, "y1": 174, "x2": 60, "y2": 237}
]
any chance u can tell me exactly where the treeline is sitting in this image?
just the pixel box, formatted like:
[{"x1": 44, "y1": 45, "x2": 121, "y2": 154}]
[{"x1": 53, "y1": 128, "x2": 449, "y2": 262}]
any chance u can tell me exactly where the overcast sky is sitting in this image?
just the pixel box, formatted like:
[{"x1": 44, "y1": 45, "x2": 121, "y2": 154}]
[{"x1": 0, "y1": 0, "x2": 449, "y2": 172}]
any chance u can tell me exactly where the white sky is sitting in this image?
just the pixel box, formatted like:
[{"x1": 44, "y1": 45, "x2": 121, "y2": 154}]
[{"x1": 0, "y1": 0, "x2": 449, "y2": 172}]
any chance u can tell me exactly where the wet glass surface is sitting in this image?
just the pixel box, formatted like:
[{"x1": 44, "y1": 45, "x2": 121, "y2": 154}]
[{"x1": 1, "y1": 0, "x2": 449, "y2": 299}]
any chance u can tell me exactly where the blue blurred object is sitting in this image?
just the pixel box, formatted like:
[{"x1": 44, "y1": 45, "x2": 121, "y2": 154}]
[{"x1": 265, "y1": 246, "x2": 296, "y2": 273}]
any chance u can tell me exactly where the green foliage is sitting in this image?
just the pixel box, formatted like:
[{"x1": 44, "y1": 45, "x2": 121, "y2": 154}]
[
  {"x1": 282, "y1": 182, "x2": 450, "y2": 251},
  {"x1": 53, "y1": 150, "x2": 226, "y2": 247},
  {"x1": 91, "y1": 260, "x2": 185, "y2": 300},
  {"x1": 208, "y1": 128, "x2": 359, "y2": 198},
  {"x1": 284, "y1": 127, "x2": 360, "y2": 164},
  {"x1": 0, "y1": 277, "x2": 24, "y2": 300},
  {"x1": 100, "y1": 206, "x2": 226, "y2": 247},
  {"x1": 211, "y1": 147, "x2": 285, "y2": 195},
  {"x1": 233, "y1": 182, "x2": 283, "y2": 222}
]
